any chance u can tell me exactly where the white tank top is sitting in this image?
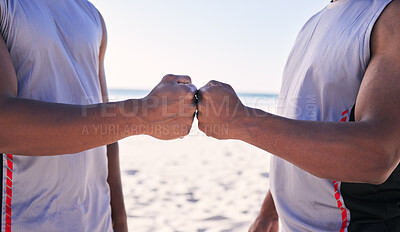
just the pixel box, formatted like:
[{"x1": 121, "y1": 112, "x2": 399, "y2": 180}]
[
  {"x1": 0, "y1": 1, "x2": 112, "y2": 231},
  {"x1": 271, "y1": 0, "x2": 393, "y2": 231}
]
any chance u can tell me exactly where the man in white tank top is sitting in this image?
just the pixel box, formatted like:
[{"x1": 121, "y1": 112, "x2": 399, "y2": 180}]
[
  {"x1": 0, "y1": 0, "x2": 197, "y2": 231},
  {"x1": 197, "y1": 0, "x2": 400, "y2": 231}
]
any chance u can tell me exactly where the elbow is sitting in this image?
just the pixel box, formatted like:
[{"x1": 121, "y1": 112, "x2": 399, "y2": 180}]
[
  {"x1": 367, "y1": 172, "x2": 390, "y2": 185},
  {"x1": 363, "y1": 151, "x2": 398, "y2": 185},
  {"x1": 356, "y1": 129, "x2": 400, "y2": 185}
]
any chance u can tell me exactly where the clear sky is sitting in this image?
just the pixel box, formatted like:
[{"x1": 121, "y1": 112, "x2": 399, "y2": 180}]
[{"x1": 90, "y1": 0, "x2": 329, "y2": 94}]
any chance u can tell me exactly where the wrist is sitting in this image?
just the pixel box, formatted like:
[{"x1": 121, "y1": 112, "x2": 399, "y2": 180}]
[
  {"x1": 258, "y1": 191, "x2": 279, "y2": 221},
  {"x1": 113, "y1": 214, "x2": 127, "y2": 225},
  {"x1": 113, "y1": 218, "x2": 128, "y2": 232},
  {"x1": 119, "y1": 99, "x2": 146, "y2": 136},
  {"x1": 112, "y1": 208, "x2": 128, "y2": 227},
  {"x1": 229, "y1": 106, "x2": 268, "y2": 141},
  {"x1": 255, "y1": 208, "x2": 279, "y2": 227}
]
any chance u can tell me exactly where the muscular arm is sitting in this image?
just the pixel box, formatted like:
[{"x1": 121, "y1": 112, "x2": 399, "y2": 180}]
[
  {"x1": 242, "y1": 1, "x2": 400, "y2": 184},
  {"x1": 0, "y1": 13, "x2": 140, "y2": 155},
  {"x1": 198, "y1": 1, "x2": 400, "y2": 185},
  {"x1": 0, "y1": 24, "x2": 196, "y2": 156},
  {"x1": 97, "y1": 13, "x2": 128, "y2": 231},
  {"x1": 0, "y1": 2, "x2": 136, "y2": 156},
  {"x1": 0, "y1": 49, "x2": 139, "y2": 156}
]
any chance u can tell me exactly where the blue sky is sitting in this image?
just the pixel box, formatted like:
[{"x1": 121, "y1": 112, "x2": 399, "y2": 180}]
[{"x1": 90, "y1": 0, "x2": 329, "y2": 94}]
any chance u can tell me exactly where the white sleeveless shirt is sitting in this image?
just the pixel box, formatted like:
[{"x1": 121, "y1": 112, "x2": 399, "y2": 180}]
[
  {"x1": 0, "y1": 1, "x2": 112, "y2": 231},
  {"x1": 271, "y1": 0, "x2": 394, "y2": 231}
]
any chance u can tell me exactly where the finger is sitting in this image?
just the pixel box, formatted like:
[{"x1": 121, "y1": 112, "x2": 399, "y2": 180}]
[
  {"x1": 198, "y1": 81, "x2": 217, "y2": 91},
  {"x1": 179, "y1": 86, "x2": 197, "y2": 101},
  {"x1": 161, "y1": 74, "x2": 176, "y2": 83},
  {"x1": 176, "y1": 75, "x2": 192, "y2": 84},
  {"x1": 209, "y1": 81, "x2": 235, "y2": 94},
  {"x1": 179, "y1": 93, "x2": 198, "y2": 117},
  {"x1": 196, "y1": 88, "x2": 205, "y2": 106},
  {"x1": 184, "y1": 83, "x2": 197, "y2": 93},
  {"x1": 197, "y1": 86, "x2": 215, "y2": 103},
  {"x1": 197, "y1": 121, "x2": 205, "y2": 133},
  {"x1": 184, "y1": 101, "x2": 197, "y2": 115},
  {"x1": 195, "y1": 90, "x2": 199, "y2": 106},
  {"x1": 197, "y1": 88, "x2": 204, "y2": 101},
  {"x1": 162, "y1": 74, "x2": 192, "y2": 84},
  {"x1": 193, "y1": 96, "x2": 198, "y2": 109},
  {"x1": 207, "y1": 80, "x2": 222, "y2": 87},
  {"x1": 196, "y1": 110, "x2": 201, "y2": 120},
  {"x1": 198, "y1": 122, "x2": 212, "y2": 137},
  {"x1": 222, "y1": 82, "x2": 235, "y2": 92},
  {"x1": 178, "y1": 84, "x2": 198, "y2": 104},
  {"x1": 196, "y1": 100, "x2": 206, "y2": 115},
  {"x1": 197, "y1": 85, "x2": 212, "y2": 99},
  {"x1": 192, "y1": 102, "x2": 197, "y2": 113}
]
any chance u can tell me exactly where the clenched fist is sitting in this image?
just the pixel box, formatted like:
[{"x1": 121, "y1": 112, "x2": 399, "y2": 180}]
[
  {"x1": 197, "y1": 80, "x2": 250, "y2": 140},
  {"x1": 139, "y1": 74, "x2": 197, "y2": 140}
]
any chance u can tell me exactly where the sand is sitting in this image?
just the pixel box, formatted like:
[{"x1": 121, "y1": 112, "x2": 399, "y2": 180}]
[{"x1": 118, "y1": 120, "x2": 272, "y2": 232}]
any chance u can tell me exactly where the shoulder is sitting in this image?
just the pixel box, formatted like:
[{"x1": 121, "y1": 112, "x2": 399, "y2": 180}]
[
  {"x1": 84, "y1": 1, "x2": 107, "y2": 48},
  {"x1": 96, "y1": 10, "x2": 107, "y2": 33},
  {"x1": 85, "y1": 1, "x2": 107, "y2": 42},
  {"x1": 371, "y1": 0, "x2": 400, "y2": 56},
  {"x1": 97, "y1": 10, "x2": 107, "y2": 49}
]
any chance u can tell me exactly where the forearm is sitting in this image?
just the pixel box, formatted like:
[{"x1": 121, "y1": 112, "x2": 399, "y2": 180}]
[
  {"x1": 107, "y1": 142, "x2": 128, "y2": 231},
  {"x1": 249, "y1": 190, "x2": 278, "y2": 232},
  {"x1": 0, "y1": 97, "x2": 142, "y2": 156},
  {"x1": 238, "y1": 108, "x2": 397, "y2": 184},
  {"x1": 257, "y1": 190, "x2": 278, "y2": 219}
]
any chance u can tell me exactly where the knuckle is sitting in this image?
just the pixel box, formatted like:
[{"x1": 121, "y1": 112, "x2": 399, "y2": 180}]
[
  {"x1": 162, "y1": 74, "x2": 175, "y2": 81},
  {"x1": 224, "y1": 83, "x2": 232, "y2": 88},
  {"x1": 206, "y1": 80, "x2": 215, "y2": 86},
  {"x1": 184, "y1": 91, "x2": 195, "y2": 99},
  {"x1": 197, "y1": 88, "x2": 206, "y2": 96},
  {"x1": 176, "y1": 75, "x2": 191, "y2": 84},
  {"x1": 183, "y1": 75, "x2": 192, "y2": 83},
  {"x1": 200, "y1": 90, "x2": 210, "y2": 99},
  {"x1": 188, "y1": 83, "x2": 197, "y2": 92}
]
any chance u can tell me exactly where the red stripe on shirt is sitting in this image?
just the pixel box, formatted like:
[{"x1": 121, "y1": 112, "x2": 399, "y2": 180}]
[
  {"x1": 333, "y1": 181, "x2": 348, "y2": 231},
  {"x1": 5, "y1": 154, "x2": 13, "y2": 232}
]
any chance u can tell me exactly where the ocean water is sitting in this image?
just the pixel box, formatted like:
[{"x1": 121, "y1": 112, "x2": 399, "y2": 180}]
[{"x1": 108, "y1": 89, "x2": 279, "y2": 113}]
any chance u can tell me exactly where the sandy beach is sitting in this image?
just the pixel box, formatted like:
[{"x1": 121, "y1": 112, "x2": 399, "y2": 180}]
[{"x1": 119, "y1": 119, "x2": 272, "y2": 232}]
